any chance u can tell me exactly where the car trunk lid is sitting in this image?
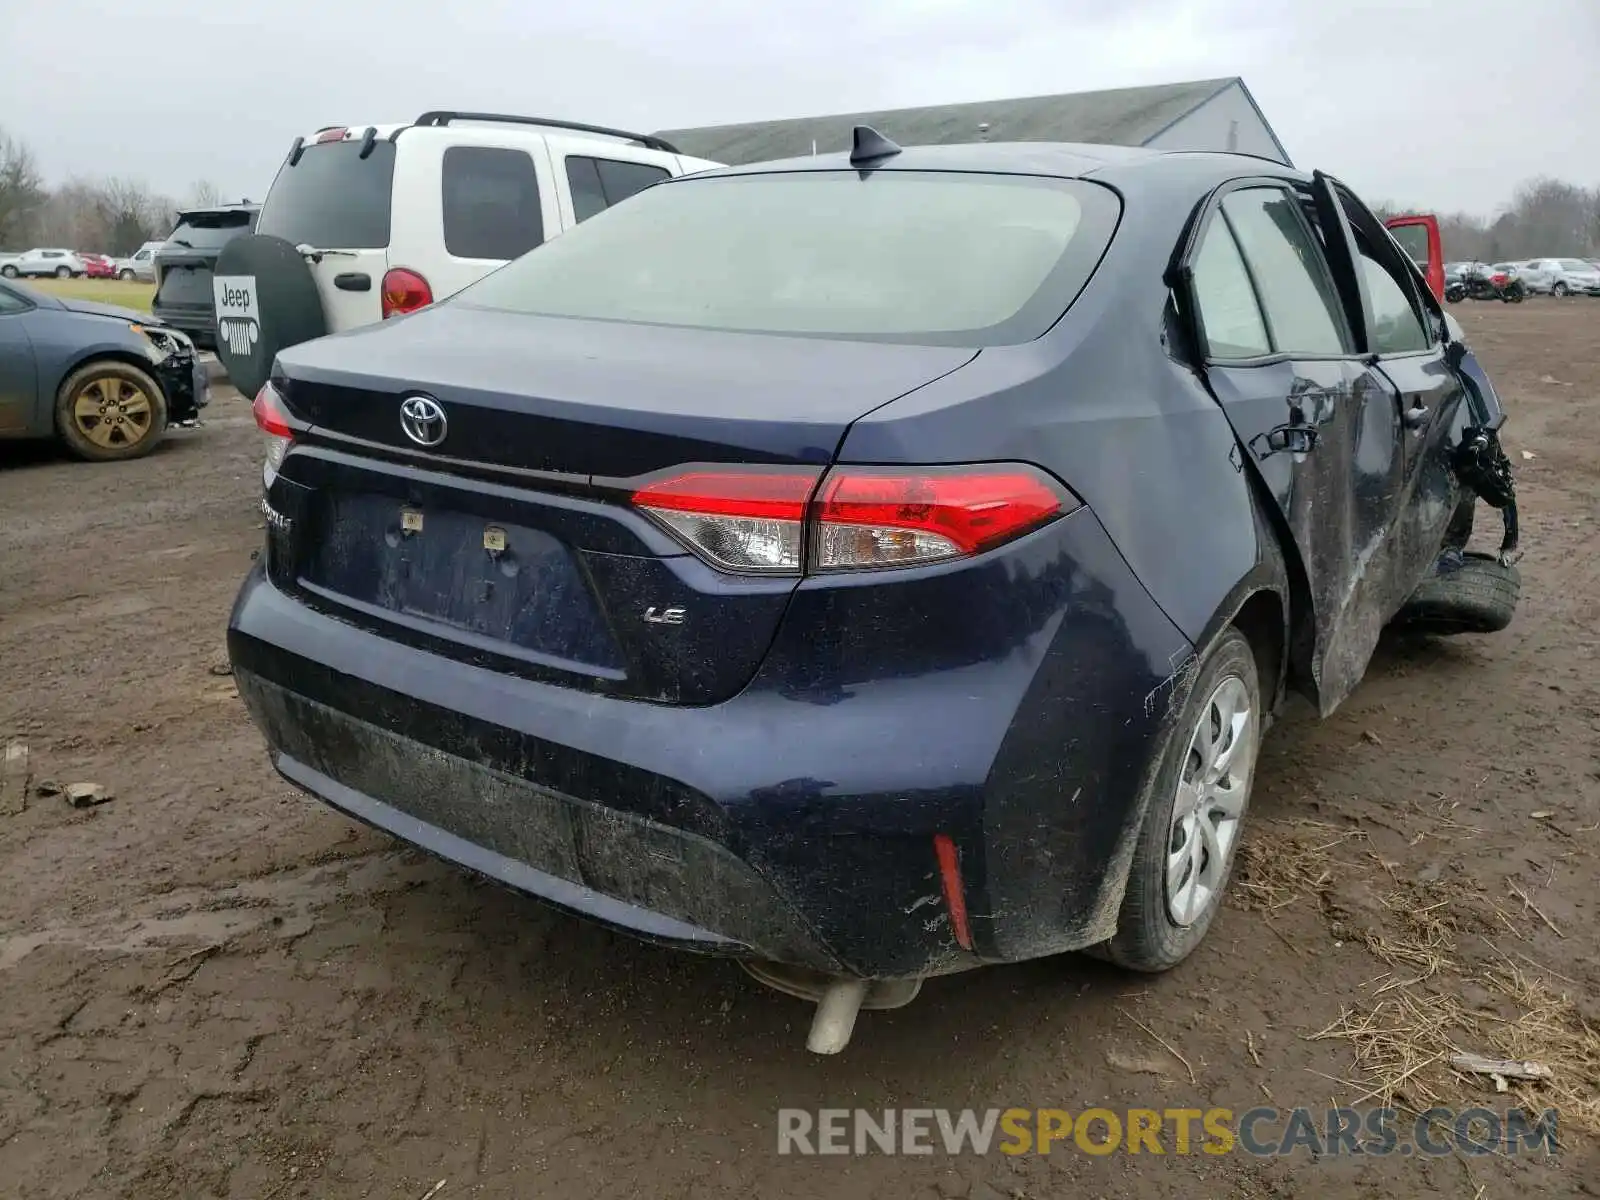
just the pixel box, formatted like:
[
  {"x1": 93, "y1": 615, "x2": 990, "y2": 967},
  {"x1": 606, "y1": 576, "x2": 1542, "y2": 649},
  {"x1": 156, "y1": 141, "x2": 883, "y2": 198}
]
[{"x1": 267, "y1": 305, "x2": 977, "y2": 704}]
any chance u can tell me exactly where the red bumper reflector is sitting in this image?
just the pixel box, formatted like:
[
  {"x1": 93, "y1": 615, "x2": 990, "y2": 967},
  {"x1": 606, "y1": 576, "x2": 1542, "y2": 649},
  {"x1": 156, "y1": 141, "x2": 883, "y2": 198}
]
[{"x1": 933, "y1": 833, "x2": 973, "y2": 951}]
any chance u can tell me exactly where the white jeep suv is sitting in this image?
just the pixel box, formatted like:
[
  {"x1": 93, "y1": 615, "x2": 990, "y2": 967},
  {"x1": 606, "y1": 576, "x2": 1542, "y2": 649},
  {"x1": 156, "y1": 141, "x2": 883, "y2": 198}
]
[{"x1": 211, "y1": 111, "x2": 722, "y2": 395}]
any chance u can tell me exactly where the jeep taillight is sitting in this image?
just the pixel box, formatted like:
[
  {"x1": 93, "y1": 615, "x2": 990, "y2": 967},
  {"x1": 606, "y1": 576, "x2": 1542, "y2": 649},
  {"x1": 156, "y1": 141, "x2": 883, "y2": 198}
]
[
  {"x1": 381, "y1": 267, "x2": 432, "y2": 318},
  {"x1": 631, "y1": 464, "x2": 1080, "y2": 576}
]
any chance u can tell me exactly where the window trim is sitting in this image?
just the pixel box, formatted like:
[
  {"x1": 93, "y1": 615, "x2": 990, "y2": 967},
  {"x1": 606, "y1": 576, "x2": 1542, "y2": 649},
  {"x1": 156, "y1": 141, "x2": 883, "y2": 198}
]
[{"x1": 1173, "y1": 175, "x2": 1357, "y2": 367}]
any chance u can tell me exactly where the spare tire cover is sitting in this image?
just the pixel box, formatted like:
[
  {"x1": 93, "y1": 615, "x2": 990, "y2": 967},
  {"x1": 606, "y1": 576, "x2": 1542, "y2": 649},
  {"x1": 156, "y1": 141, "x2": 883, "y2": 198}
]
[{"x1": 211, "y1": 234, "x2": 328, "y2": 399}]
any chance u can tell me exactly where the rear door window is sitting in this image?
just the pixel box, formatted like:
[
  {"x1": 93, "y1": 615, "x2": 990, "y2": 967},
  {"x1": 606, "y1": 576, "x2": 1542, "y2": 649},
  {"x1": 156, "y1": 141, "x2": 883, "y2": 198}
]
[
  {"x1": 1219, "y1": 187, "x2": 1348, "y2": 356},
  {"x1": 257, "y1": 139, "x2": 396, "y2": 249},
  {"x1": 564, "y1": 156, "x2": 671, "y2": 224},
  {"x1": 1191, "y1": 218, "x2": 1271, "y2": 360},
  {"x1": 442, "y1": 146, "x2": 544, "y2": 260}
]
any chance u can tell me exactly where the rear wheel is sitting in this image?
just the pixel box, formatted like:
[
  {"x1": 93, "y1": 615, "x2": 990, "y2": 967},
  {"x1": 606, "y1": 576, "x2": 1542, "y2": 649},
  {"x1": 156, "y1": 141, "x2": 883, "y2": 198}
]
[
  {"x1": 1553, "y1": 281, "x2": 1570, "y2": 297},
  {"x1": 0, "y1": 264, "x2": 16, "y2": 278},
  {"x1": 1103, "y1": 628, "x2": 1261, "y2": 972},
  {"x1": 54, "y1": 360, "x2": 169, "y2": 462},
  {"x1": 54, "y1": 265, "x2": 70, "y2": 279}
]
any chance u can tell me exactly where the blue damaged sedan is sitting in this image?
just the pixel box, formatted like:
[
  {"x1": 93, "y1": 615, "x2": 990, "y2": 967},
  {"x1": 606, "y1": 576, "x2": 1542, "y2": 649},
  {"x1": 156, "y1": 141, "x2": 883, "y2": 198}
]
[
  {"x1": 227, "y1": 130, "x2": 1519, "y2": 1052},
  {"x1": 0, "y1": 278, "x2": 208, "y2": 460}
]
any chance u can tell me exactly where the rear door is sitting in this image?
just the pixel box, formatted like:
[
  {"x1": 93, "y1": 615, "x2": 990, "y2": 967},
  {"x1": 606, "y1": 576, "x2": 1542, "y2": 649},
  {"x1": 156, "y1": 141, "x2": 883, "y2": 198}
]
[
  {"x1": 391, "y1": 130, "x2": 558, "y2": 310},
  {"x1": 1177, "y1": 178, "x2": 1406, "y2": 715},
  {"x1": 255, "y1": 135, "x2": 395, "y2": 331}
]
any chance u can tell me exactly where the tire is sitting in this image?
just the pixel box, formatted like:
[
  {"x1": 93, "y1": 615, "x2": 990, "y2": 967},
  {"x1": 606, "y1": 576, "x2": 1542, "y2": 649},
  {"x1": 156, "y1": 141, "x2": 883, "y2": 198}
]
[
  {"x1": 53, "y1": 360, "x2": 169, "y2": 462},
  {"x1": 1391, "y1": 551, "x2": 1519, "y2": 635},
  {"x1": 1445, "y1": 285, "x2": 1464, "y2": 303},
  {"x1": 118, "y1": 269, "x2": 134, "y2": 280},
  {"x1": 1102, "y1": 628, "x2": 1262, "y2": 973},
  {"x1": 211, "y1": 234, "x2": 329, "y2": 399},
  {"x1": 54, "y1": 266, "x2": 71, "y2": 279},
  {"x1": 0, "y1": 265, "x2": 16, "y2": 278},
  {"x1": 1553, "y1": 282, "x2": 1569, "y2": 297}
]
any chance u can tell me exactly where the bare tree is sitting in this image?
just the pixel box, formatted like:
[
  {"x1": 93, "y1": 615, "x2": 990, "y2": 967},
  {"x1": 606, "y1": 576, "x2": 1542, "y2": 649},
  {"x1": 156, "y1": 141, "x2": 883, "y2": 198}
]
[
  {"x1": 187, "y1": 179, "x2": 223, "y2": 208},
  {"x1": 0, "y1": 127, "x2": 46, "y2": 247}
]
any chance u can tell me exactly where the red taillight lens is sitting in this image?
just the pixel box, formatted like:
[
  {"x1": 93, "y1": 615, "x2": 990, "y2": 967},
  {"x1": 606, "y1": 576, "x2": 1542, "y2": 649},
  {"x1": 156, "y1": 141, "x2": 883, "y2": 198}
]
[
  {"x1": 381, "y1": 268, "x2": 433, "y2": 319},
  {"x1": 631, "y1": 463, "x2": 1077, "y2": 576},
  {"x1": 811, "y1": 466, "x2": 1072, "y2": 570},
  {"x1": 632, "y1": 468, "x2": 822, "y2": 574},
  {"x1": 253, "y1": 382, "x2": 294, "y2": 481},
  {"x1": 316, "y1": 127, "x2": 348, "y2": 143},
  {"x1": 252, "y1": 382, "x2": 292, "y2": 438}
]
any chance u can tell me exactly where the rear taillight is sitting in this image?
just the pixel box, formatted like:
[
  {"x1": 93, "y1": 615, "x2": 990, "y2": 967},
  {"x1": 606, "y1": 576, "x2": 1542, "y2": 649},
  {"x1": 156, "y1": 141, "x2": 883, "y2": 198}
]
[
  {"x1": 253, "y1": 381, "x2": 294, "y2": 486},
  {"x1": 381, "y1": 267, "x2": 433, "y2": 318},
  {"x1": 632, "y1": 464, "x2": 1079, "y2": 577}
]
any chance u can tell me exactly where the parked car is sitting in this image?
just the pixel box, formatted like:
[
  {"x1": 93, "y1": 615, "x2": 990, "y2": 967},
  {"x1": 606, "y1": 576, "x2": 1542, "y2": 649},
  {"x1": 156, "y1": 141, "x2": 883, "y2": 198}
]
[
  {"x1": 1523, "y1": 257, "x2": 1600, "y2": 296},
  {"x1": 118, "y1": 240, "x2": 164, "y2": 283},
  {"x1": 1, "y1": 249, "x2": 88, "y2": 279},
  {"x1": 81, "y1": 253, "x2": 118, "y2": 279},
  {"x1": 227, "y1": 132, "x2": 1519, "y2": 1053},
  {"x1": 151, "y1": 204, "x2": 259, "y2": 348},
  {"x1": 208, "y1": 111, "x2": 722, "y2": 396},
  {"x1": 0, "y1": 276, "x2": 209, "y2": 460}
]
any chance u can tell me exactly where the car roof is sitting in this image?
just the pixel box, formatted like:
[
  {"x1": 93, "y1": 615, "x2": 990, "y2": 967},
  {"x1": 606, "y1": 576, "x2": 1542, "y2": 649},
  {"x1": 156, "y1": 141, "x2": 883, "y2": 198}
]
[
  {"x1": 680, "y1": 140, "x2": 1313, "y2": 191},
  {"x1": 176, "y1": 203, "x2": 260, "y2": 217}
]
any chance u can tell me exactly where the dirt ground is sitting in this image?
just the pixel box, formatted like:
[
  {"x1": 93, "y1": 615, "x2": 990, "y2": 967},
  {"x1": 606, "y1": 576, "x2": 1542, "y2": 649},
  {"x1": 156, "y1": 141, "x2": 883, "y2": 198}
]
[{"x1": 2, "y1": 301, "x2": 1597, "y2": 1199}]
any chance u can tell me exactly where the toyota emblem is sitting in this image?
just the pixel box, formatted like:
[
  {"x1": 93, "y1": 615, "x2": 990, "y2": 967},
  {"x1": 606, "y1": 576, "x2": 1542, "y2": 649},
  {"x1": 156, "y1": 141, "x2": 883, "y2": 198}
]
[{"x1": 399, "y1": 394, "x2": 448, "y2": 447}]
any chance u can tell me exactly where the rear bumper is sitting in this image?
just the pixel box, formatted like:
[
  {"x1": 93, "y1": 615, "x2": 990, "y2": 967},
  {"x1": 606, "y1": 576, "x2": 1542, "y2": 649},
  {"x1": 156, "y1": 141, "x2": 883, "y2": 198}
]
[{"x1": 227, "y1": 509, "x2": 1195, "y2": 978}]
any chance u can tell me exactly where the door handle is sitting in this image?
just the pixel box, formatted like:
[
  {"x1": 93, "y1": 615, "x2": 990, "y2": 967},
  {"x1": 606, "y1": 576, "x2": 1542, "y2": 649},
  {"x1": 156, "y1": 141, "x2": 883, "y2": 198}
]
[
  {"x1": 334, "y1": 272, "x2": 372, "y2": 292},
  {"x1": 1250, "y1": 424, "x2": 1320, "y2": 458}
]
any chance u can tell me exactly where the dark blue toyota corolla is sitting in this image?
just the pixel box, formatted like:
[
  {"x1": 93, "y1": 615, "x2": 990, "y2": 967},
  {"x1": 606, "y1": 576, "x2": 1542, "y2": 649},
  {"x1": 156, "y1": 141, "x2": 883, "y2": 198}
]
[{"x1": 228, "y1": 133, "x2": 1517, "y2": 1052}]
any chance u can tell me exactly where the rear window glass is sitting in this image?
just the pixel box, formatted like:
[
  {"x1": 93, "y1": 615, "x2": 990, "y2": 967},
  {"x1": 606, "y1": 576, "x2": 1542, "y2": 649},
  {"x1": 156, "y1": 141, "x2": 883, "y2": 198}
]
[
  {"x1": 257, "y1": 139, "x2": 395, "y2": 249},
  {"x1": 165, "y1": 209, "x2": 255, "y2": 251},
  {"x1": 454, "y1": 170, "x2": 1120, "y2": 346}
]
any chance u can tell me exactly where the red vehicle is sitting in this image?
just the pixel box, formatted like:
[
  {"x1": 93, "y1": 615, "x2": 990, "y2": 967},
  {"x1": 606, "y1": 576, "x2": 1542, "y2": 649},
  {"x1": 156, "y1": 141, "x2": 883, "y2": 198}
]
[
  {"x1": 1383, "y1": 213, "x2": 1445, "y2": 302},
  {"x1": 80, "y1": 254, "x2": 117, "y2": 279}
]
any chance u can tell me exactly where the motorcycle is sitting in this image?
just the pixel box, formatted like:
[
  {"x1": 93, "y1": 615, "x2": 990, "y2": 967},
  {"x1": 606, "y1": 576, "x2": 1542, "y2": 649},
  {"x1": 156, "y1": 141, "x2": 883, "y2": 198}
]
[{"x1": 1447, "y1": 262, "x2": 1525, "y2": 304}]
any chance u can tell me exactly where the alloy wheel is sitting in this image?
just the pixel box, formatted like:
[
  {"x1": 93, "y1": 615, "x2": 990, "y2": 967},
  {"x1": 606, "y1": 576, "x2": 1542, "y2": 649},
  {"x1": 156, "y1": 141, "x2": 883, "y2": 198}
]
[
  {"x1": 71, "y1": 376, "x2": 156, "y2": 451},
  {"x1": 1164, "y1": 674, "x2": 1256, "y2": 927}
]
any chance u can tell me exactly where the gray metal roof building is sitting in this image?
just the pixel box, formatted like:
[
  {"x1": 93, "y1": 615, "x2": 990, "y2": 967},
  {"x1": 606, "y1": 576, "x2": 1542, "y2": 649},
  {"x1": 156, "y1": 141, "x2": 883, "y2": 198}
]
[{"x1": 656, "y1": 77, "x2": 1291, "y2": 167}]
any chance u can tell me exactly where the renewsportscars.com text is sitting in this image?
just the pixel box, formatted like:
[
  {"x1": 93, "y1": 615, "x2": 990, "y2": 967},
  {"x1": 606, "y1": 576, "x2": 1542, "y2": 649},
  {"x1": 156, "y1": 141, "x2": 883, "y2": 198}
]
[{"x1": 776, "y1": 1106, "x2": 1559, "y2": 1158}]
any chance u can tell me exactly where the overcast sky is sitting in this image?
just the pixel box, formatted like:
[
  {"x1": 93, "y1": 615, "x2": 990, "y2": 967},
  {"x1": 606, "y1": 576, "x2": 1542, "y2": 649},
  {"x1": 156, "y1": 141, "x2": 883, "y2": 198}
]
[{"x1": 2, "y1": 0, "x2": 1595, "y2": 215}]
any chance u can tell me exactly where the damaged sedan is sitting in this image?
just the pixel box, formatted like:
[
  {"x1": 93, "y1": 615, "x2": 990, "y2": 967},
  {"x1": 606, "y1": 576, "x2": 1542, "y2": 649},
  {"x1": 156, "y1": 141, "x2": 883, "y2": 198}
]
[
  {"x1": 0, "y1": 278, "x2": 208, "y2": 460},
  {"x1": 227, "y1": 131, "x2": 1520, "y2": 1053}
]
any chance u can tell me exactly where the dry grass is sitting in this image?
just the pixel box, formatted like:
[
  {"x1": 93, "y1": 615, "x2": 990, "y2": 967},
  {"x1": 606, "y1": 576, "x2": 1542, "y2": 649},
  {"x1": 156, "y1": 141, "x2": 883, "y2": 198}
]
[
  {"x1": 1231, "y1": 819, "x2": 1366, "y2": 912},
  {"x1": 1239, "y1": 822, "x2": 1598, "y2": 1135}
]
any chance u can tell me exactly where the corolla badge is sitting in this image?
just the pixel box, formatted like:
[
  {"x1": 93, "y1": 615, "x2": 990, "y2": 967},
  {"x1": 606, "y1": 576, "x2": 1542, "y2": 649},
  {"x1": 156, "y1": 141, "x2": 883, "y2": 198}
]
[{"x1": 399, "y1": 394, "x2": 448, "y2": 447}]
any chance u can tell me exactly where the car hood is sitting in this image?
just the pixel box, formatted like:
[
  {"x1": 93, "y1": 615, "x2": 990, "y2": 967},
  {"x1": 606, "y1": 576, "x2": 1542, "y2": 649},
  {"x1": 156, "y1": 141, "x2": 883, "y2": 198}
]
[{"x1": 56, "y1": 297, "x2": 154, "y2": 323}]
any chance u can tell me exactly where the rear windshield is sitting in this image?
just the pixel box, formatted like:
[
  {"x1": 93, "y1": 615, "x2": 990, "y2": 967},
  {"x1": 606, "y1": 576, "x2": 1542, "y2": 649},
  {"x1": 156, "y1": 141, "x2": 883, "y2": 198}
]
[
  {"x1": 453, "y1": 170, "x2": 1121, "y2": 346},
  {"x1": 166, "y1": 210, "x2": 255, "y2": 250},
  {"x1": 257, "y1": 139, "x2": 396, "y2": 249}
]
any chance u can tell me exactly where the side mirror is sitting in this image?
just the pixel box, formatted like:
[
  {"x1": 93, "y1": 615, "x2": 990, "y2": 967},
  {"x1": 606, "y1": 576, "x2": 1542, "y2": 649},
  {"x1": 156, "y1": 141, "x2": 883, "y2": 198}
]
[{"x1": 1384, "y1": 213, "x2": 1444, "y2": 303}]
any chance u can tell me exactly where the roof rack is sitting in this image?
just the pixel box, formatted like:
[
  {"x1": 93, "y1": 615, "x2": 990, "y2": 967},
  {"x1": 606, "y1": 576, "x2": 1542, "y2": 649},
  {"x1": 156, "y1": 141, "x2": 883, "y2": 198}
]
[{"x1": 412, "y1": 111, "x2": 681, "y2": 154}]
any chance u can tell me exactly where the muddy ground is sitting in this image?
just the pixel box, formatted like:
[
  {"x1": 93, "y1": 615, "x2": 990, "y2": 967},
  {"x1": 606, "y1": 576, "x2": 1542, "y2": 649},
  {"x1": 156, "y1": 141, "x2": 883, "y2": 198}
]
[{"x1": 1, "y1": 300, "x2": 1596, "y2": 1199}]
